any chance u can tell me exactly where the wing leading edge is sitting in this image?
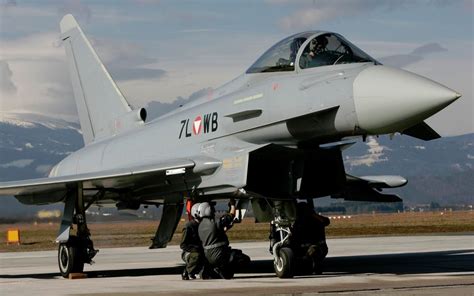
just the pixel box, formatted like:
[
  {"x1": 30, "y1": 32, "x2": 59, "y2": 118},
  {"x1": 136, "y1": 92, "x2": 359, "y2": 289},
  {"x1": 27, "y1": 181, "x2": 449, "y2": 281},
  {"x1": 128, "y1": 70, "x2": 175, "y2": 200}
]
[{"x1": 0, "y1": 157, "x2": 221, "y2": 202}]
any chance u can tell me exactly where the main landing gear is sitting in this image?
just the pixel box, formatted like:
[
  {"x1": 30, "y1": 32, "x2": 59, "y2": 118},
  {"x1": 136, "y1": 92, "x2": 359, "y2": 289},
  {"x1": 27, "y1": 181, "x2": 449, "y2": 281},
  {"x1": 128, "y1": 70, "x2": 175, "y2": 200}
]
[
  {"x1": 58, "y1": 235, "x2": 96, "y2": 277},
  {"x1": 57, "y1": 184, "x2": 98, "y2": 278}
]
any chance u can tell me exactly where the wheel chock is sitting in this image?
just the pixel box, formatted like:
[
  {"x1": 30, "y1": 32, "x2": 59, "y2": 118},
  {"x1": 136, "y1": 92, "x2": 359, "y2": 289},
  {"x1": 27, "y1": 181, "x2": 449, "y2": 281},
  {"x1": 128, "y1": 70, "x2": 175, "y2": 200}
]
[{"x1": 68, "y1": 273, "x2": 88, "y2": 279}]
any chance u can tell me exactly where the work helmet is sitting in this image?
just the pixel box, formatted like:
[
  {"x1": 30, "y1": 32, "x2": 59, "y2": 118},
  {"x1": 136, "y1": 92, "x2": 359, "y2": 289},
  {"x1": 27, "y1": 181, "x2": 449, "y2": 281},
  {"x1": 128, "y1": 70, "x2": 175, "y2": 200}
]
[
  {"x1": 191, "y1": 203, "x2": 200, "y2": 219},
  {"x1": 197, "y1": 202, "x2": 213, "y2": 218}
]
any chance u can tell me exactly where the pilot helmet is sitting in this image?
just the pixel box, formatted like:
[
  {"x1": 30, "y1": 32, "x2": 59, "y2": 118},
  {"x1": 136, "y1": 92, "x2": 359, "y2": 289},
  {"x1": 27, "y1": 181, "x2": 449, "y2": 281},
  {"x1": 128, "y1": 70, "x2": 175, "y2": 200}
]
[
  {"x1": 190, "y1": 203, "x2": 201, "y2": 219},
  {"x1": 315, "y1": 35, "x2": 328, "y2": 51},
  {"x1": 197, "y1": 202, "x2": 214, "y2": 218}
]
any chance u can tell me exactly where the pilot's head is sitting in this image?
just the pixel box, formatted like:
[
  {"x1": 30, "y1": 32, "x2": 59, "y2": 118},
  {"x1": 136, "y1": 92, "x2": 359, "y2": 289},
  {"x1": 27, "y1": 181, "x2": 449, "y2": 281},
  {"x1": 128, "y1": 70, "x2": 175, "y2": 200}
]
[
  {"x1": 314, "y1": 35, "x2": 328, "y2": 53},
  {"x1": 197, "y1": 202, "x2": 215, "y2": 219}
]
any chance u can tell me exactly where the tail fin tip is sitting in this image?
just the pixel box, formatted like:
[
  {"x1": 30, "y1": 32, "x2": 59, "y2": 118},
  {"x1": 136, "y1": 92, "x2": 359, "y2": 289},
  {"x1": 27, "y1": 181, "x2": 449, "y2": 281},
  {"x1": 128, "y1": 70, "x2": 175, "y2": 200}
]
[
  {"x1": 59, "y1": 14, "x2": 143, "y2": 145},
  {"x1": 60, "y1": 14, "x2": 78, "y2": 34}
]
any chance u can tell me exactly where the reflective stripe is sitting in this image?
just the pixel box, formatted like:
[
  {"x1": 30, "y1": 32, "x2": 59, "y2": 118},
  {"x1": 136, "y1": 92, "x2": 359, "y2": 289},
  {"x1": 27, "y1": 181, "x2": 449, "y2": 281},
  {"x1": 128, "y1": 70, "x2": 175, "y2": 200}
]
[
  {"x1": 203, "y1": 241, "x2": 227, "y2": 250},
  {"x1": 183, "y1": 252, "x2": 191, "y2": 261}
]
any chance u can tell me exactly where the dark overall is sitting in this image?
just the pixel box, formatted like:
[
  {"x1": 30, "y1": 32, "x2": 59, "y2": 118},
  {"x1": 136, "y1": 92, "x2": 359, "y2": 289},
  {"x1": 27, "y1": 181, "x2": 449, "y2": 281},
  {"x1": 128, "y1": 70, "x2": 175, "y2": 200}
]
[
  {"x1": 199, "y1": 214, "x2": 251, "y2": 279},
  {"x1": 180, "y1": 220, "x2": 204, "y2": 275},
  {"x1": 198, "y1": 215, "x2": 233, "y2": 268},
  {"x1": 293, "y1": 205, "x2": 330, "y2": 273}
]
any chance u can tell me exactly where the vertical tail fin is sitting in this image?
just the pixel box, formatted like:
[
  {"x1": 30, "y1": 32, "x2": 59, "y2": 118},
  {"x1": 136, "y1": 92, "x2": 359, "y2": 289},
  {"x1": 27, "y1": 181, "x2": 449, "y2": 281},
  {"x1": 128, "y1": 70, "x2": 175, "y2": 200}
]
[{"x1": 60, "y1": 14, "x2": 146, "y2": 145}]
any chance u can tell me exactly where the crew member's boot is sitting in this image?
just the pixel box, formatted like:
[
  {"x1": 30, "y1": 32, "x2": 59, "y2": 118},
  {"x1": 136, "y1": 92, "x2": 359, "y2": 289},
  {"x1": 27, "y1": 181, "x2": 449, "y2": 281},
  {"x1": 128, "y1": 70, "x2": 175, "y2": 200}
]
[{"x1": 181, "y1": 269, "x2": 189, "y2": 280}]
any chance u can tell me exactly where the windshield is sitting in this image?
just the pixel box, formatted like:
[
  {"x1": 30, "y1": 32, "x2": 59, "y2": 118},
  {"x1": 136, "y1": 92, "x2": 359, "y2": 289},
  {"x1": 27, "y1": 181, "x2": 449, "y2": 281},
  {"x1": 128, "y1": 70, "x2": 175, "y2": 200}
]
[
  {"x1": 247, "y1": 32, "x2": 313, "y2": 74},
  {"x1": 299, "y1": 33, "x2": 376, "y2": 69}
]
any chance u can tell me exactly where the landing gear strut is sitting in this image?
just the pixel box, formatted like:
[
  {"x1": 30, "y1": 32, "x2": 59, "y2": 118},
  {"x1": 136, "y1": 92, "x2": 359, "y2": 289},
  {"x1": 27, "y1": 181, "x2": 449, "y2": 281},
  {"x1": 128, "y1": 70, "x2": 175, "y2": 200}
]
[
  {"x1": 57, "y1": 184, "x2": 98, "y2": 278},
  {"x1": 270, "y1": 201, "x2": 296, "y2": 278}
]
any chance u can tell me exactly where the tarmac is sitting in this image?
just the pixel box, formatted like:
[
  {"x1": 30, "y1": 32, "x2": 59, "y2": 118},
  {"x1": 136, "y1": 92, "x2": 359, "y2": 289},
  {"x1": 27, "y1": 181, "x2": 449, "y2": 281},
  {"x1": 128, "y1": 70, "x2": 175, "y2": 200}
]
[{"x1": 1, "y1": 235, "x2": 473, "y2": 295}]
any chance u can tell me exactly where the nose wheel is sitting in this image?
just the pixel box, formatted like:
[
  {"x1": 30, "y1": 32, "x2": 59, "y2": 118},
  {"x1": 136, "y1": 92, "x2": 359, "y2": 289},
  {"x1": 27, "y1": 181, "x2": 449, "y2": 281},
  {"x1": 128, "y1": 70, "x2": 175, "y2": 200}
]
[
  {"x1": 274, "y1": 247, "x2": 295, "y2": 278},
  {"x1": 270, "y1": 215, "x2": 296, "y2": 278}
]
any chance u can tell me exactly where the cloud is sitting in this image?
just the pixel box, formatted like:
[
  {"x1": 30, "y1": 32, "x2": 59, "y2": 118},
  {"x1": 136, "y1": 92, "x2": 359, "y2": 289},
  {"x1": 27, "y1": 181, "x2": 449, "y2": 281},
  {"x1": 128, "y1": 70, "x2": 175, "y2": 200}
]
[
  {"x1": 275, "y1": 0, "x2": 387, "y2": 30},
  {"x1": 0, "y1": 33, "x2": 77, "y2": 118},
  {"x1": 179, "y1": 28, "x2": 220, "y2": 33},
  {"x1": 464, "y1": 0, "x2": 473, "y2": 10},
  {"x1": 35, "y1": 164, "x2": 52, "y2": 175},
  {"x1": 132, "y1": 0, "x2": 161, "y2": 5},
  {"x1": 145, "y1": 87, "x2": 212, "y2": 119},
  {"x1": 275, "y1": 0, "x2": 459, "y2": 30},
  {"x1": 57, "y1": 0, "x2": 91, "y2": 23},
  {"x1": 0, "y1": 60, "x2": 17, "y2": 93},
  {"x1": 379, "y1": 42, "x2": 447, "y2": 68},
  {"x1": 0, "y1": 31, "x2": 167, "y2": 119},
  {"x1": 0, "y1": 159, "x2": 34, "y2": 168},
  {"x1": 0, "y1": 1, "x2": 54, "y2": 18},
  {"x1": 411, "y1": 43, "x2": 447, "y2": 56},
  {"x1": 0, "y1": 0, "x2": 16, "y2": 10},
  {"x1": 89, "y1": 37, "x2": 166, "y2": 81},
  {"x1": 279, "y1": 8, "x2": 337, "y2": 30}
]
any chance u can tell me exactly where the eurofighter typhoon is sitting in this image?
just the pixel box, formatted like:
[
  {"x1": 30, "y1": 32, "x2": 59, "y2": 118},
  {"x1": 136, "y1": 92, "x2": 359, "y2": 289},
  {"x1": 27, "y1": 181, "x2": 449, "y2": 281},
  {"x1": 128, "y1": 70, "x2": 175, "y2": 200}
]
[{"x1": 0, "y1": 15, "x2": 461, "y2": 278}]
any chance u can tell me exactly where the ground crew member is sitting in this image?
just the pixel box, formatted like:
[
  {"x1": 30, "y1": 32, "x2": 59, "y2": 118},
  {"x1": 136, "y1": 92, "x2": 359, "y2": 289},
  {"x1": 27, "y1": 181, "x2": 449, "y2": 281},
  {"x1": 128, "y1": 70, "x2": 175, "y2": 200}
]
[
  {"x1": 180, "y1": 203, "x2": 204, "y2": 280},
  {"x1": 197, "y1": 199, "x2": 250, "y2": 279},
  {"x1": 293, "y1": 202, "x2": 330, "y2": 274}
]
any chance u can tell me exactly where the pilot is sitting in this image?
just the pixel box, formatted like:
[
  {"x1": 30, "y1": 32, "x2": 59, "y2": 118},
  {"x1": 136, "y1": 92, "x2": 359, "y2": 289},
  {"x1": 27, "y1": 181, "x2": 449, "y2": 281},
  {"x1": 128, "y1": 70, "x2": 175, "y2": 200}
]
[
  {"x1": 180, "y1": 202, "x2": 204, "y2": 280},
  {"x1": 300, "y1": 35, "x2": 329, "y2": 68},
  {"x1": 292, "y1": 202, "x2": 330, "y2": 274},
  {"x1": 197, "y1": 199, "x2": 250, "y2": 279},
  {"x1": 311, "y1": 35, "x2": 328, "y2": 56}
]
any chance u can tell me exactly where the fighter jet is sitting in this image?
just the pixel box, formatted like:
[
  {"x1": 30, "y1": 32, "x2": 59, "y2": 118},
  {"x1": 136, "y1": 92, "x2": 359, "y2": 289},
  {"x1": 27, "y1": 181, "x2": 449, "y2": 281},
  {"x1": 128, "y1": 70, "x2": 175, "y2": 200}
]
[{"x1": 0, "y1": 15, "x2": 461, "y2": 278}]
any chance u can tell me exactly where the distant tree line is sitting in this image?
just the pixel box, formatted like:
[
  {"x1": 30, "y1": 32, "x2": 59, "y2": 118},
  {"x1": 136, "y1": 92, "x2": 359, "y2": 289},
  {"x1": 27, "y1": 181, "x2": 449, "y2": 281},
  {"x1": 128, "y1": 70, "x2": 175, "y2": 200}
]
[{"x1": 316, "y1": 201, "x2": 404, "y2": 214}]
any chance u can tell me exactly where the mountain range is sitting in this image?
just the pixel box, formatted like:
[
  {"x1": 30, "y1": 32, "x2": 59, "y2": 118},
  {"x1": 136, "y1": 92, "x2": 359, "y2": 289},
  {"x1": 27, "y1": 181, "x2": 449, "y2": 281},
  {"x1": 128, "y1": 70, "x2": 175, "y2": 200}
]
[{"x1": 0, "y1": 112, "x2": 472, "y2": 218}]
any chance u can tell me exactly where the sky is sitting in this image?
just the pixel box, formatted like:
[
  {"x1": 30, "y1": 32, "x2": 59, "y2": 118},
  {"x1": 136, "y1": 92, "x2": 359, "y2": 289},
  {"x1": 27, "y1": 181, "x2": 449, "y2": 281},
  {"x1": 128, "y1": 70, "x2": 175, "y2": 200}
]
[{"x1": 0, "y1": 0, "x2": 472, "y2": 136}]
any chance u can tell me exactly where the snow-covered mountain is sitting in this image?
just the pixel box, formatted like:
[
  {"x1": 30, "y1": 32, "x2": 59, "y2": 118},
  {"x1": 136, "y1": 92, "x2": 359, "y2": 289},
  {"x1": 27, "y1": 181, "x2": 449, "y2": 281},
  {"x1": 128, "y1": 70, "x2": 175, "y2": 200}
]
[
  {"x1": 0, "y1": 113, "x2": 472, "y2": 217},
  {"x1": 343, "y1": 134, "x2": 473, "y2": 205},
  {"x1": 0, "y1": 113, "x2": 84, "y2": 218},
  {"x1": 0, "y1": 113, "x2": 84, "y2": 182}
]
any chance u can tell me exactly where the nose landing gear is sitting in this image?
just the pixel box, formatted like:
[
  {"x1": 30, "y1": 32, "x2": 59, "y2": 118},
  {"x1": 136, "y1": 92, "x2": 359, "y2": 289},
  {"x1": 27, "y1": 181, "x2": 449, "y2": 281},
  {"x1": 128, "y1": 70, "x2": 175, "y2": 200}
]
[
  {"x1": 272, "y1": 221, "x2": 295, "y2": 278},
  {"x1": 270, "y1": 201, "x2": 296, "y2": 278}
]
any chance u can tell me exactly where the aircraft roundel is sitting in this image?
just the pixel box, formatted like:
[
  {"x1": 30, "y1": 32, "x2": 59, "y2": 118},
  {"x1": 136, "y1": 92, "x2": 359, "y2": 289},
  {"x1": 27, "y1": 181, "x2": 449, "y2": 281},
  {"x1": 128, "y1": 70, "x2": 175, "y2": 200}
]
[{"x1": 192, "y1": 116, "x2": 202, "y2": 135}]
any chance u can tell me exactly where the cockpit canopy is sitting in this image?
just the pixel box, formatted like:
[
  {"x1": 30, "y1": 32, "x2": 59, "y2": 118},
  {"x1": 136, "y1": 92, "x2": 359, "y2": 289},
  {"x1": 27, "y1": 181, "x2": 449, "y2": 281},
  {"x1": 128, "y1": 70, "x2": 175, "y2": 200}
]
[{"x1": 246, "y1": 32, "x2": 377, "y2": 74}]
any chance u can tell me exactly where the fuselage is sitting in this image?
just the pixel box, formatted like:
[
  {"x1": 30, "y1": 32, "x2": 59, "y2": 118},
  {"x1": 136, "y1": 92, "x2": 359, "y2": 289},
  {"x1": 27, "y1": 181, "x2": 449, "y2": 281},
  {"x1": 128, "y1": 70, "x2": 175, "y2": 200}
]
[
  {"x1": 51, "y1": 62, "x2": 364, "y2": 177},
  {"x1": 51, "y1": 31, "x2": 460, "y2": 183}
]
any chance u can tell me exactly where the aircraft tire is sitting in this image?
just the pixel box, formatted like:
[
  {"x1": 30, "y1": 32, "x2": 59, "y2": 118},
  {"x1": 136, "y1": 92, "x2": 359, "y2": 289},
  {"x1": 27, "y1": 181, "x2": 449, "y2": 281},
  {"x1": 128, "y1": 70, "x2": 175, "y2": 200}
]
[
  {"x1": 58, "y1": 236, "x2": 85, "y2": 278},
  {"x1": 274, "y1": 247, "x2": 295, "y2": 278}
]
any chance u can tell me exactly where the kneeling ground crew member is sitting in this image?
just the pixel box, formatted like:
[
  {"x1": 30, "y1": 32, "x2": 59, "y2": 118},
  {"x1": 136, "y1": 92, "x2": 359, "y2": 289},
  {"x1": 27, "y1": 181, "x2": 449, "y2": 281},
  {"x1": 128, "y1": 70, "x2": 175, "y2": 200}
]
[
  {"x1": 180, "y1": 203, "x2": 204, "y2": 280},
  {"x1": 198, "y1": 199, "x2": 248, "y2": 279},
  {"x1": 293, "y1": 202, "x2": 330, "y2": 274}
]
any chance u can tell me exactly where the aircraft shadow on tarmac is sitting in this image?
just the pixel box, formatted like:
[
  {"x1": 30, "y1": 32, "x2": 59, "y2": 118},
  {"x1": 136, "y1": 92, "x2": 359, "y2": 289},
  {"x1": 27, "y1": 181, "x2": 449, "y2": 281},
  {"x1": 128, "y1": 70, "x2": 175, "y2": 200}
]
[{"x1": 2, "y1": 249, "x2": 473, "y2": 280}]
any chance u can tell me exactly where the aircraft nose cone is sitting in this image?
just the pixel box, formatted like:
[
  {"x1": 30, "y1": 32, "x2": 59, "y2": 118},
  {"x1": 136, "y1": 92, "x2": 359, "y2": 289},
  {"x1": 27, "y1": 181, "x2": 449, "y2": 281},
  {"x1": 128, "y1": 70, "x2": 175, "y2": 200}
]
[{"x1": 353, "y1": 65, "x2": 461, "y2": 134}]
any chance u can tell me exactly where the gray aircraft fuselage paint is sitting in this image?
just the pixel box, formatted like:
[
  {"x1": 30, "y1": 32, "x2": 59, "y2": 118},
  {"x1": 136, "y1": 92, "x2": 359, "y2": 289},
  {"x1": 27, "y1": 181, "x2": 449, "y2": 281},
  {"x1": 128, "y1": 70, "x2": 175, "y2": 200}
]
[
  {"x1": 49, "y1": 28, "x2": 460, "y2": 203},
  {"x1": 52, "y1": 63, "x2": 367, "y2": 178}
]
